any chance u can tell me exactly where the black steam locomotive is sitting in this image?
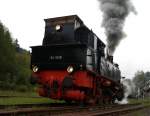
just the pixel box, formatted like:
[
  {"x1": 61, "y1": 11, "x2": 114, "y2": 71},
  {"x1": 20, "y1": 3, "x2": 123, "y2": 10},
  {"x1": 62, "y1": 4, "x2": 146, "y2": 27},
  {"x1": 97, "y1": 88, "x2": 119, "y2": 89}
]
[{"x1": 31, "y1": 15, "x2": 124, "y2": 104}]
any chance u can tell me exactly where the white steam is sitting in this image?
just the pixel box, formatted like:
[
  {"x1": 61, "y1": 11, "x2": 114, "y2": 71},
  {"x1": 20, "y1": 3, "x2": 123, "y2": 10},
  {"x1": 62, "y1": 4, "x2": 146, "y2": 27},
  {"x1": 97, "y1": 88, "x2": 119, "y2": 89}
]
[{"x1": 116, "y1": 79, "x2": 135, "y2": 104}]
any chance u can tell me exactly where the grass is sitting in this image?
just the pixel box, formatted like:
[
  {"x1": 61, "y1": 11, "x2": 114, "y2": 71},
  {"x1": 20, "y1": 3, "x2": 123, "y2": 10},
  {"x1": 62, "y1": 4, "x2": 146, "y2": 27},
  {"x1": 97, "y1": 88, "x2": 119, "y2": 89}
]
[
  {"x1": 1, "y1": 90, "x2": 149, "y2": 106},
  {"x1": 123, "y1": 104, "x2": 150, "y2": 116},
  {"x1": 122, "y1": 98, "x2": 150, "y2": 116},
  {"x1": 129, "y1": 97, "x2": 150, "y2": 106},
  {"x1": 0, "y1": 90, "x2": 38, "y2": 97},
  {"x1": 0, "y1": 97, "x2": 63, "y2": 105},
  {"x1": 0, "y1": 90, "x2": 63, "y2": 105}
]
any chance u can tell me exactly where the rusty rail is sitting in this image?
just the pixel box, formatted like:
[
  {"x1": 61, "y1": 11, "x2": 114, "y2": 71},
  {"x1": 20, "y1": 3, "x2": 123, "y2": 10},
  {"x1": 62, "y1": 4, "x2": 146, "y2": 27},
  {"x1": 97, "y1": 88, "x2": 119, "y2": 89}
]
[
  {"x1": 0, "y1": 102, "x2": 77, "y2": 109},
  {"x1": 92, "y1": 104, "x2": 144, "y2": 116},
  {"x1": 0, "y1": 103, "x2": 144, "y2": 116}
]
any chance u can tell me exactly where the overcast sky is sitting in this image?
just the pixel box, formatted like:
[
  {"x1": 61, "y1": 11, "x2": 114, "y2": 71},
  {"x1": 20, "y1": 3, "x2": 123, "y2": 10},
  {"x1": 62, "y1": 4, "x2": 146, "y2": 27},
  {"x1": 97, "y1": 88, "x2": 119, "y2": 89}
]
[{"x1": 0, "y1": 0, "x2": 150, "y2": 79}]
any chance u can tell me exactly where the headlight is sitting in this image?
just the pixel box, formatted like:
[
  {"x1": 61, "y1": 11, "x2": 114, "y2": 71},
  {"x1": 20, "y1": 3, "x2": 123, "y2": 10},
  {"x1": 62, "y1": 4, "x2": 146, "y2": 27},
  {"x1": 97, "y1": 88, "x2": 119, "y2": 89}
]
[
  {"x1": 33, "y1": 66, "x2": 39, "y2": 72},
  {"x1": 55, "y1": 25, "x2": 61, "y2": 31},
  {"x1": 67, "y1": 66, "x2": 74, "y2": 73}
]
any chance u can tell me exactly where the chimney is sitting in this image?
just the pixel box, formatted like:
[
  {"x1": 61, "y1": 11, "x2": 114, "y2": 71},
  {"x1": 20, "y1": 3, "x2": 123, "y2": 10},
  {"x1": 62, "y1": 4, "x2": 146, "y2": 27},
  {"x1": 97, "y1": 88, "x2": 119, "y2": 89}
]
[
  {"x1": 107, "y1": 55, "x2": 113, "y2": 63},
  {"x1": 106, "y1": 48, "x2": 113, "y2": 63}
]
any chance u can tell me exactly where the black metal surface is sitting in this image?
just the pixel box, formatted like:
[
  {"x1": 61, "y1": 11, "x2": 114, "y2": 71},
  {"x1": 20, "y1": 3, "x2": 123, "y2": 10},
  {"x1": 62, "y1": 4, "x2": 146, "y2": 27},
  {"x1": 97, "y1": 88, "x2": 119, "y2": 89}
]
[
  {"x1": 31, "y1": 44, "x2": 87, "y2": 70},
  {"x1": 31, "y1": 15, "x2": 122, "y2": 82},
  {"x1": 43, "y1": 15, "x2": 84, "y2": 46}
]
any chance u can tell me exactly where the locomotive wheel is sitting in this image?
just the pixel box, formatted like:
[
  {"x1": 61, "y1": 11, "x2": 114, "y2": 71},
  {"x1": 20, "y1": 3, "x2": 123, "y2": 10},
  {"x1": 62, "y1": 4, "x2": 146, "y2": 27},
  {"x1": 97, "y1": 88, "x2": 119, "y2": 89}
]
[
  {"x1": 102, "y1": 96, "x2": 111, "y2": 104},
  {"x1": 78, "y1": 101, "x2": 86, "y2": 106},
  {"x1": 102, "y1": 98, "x2": 107, "y2": 104},
  {"x1": 97, "y1": 98, "x2": 103, "y2": 105},
  {"x1": 111, "y1": 96, "x2": 116, "y2": 104},
  {"x1": 65, "y1": 100, "x2": 72, "y2": 104},
  {"x1": 111, "y1": 98, "x2": 116, "y2": 104},
  {"x1": 96, "y1": 88, "x2": 103, "y2": 104},
  {"x1": 116, "y1": 91, "x2": 124, "y2": 101},
  {"x1": 84, "y1": 97, "x2": 97, "y2": 105}
]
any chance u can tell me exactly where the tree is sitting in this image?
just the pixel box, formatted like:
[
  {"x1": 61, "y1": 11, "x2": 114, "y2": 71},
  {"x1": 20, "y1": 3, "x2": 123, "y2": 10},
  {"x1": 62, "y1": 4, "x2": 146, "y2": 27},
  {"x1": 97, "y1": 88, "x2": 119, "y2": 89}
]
[
  {"x1": 132, "y1": 71, "x2": 150, "y2": 98},
  {"x1": 133, "y1": 71, "x2": 145, "y2": 89},
  {"x1": 15, "y1": 50, "x2": 31, "y2": 86},
  {"x1": 0, "y1": 22, "x2": 16, "y2": 83},
  {"x1": 0, "y1": 21, "x2": 32, "y2": 91}
]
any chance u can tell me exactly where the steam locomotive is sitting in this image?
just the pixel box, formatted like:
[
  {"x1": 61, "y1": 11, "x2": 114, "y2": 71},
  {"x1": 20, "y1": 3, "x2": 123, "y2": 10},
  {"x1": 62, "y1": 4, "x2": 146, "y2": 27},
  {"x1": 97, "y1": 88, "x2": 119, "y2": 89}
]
[{"x1": 30, "y1": 15, "x2": 124, "y2": 104}]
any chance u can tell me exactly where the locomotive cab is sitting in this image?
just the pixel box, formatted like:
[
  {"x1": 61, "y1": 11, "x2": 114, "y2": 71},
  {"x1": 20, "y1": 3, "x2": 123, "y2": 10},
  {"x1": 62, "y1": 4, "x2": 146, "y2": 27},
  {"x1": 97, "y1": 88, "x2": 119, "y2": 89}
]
[{"x1": 43, "y1": 15, "x2": 84, "y2": 45}]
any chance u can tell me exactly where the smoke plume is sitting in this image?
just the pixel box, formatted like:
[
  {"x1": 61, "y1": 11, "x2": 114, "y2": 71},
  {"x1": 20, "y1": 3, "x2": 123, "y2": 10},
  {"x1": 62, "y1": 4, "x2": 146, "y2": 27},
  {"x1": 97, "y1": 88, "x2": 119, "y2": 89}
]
[{"x1": 98, "y1": 0, "x2": 136, "y2": 55}]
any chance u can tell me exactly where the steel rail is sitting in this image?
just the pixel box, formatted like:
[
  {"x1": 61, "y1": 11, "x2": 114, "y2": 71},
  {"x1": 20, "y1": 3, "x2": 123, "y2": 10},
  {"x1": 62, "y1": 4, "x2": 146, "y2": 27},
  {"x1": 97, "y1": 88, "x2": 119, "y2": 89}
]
[{"x1": 0, "y1": 103, "x2": 144, "y2": 116}]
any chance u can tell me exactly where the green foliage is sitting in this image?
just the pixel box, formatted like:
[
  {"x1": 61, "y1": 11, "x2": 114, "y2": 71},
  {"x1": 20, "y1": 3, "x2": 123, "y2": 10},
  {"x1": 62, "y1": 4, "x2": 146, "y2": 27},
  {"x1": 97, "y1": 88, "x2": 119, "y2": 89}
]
[
  {"x1": 132, "y1": 71, "x2": 150, "y2": 98},
  {"x1": 0, "y1": 90, "x2": 38, "y2": 97},
  {"x1": 0, "y1": 21, "x2": 32, "y2": 91},
  {"x1": 133, "y1": 71, "x2": 145, "y2": 88},
  {"x1": 0, "y1": 23, "x2": 16, "y2": 79},
  {"x1": 133, "y1": 71, "x2": 150, "y2": 89},
  {"x1": 15, "y1": 51, "x2": 31, "y2": 86},
  {"x1": 129, "y1": 98, "x2": 150, "y2": 106}
]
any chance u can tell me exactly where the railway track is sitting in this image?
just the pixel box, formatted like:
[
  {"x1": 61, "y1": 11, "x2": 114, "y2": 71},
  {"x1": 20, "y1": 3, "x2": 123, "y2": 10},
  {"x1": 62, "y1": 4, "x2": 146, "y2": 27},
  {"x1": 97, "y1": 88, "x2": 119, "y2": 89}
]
[
  {"x1": 60, "y1": 103, "x2": 145, "y2": 116},
  {"x1": 0, "y1": 102, "x2": 76, "y2": 109},
  {"x1": 0, "y1": 103, "x2": 145, "y2": 116}
]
